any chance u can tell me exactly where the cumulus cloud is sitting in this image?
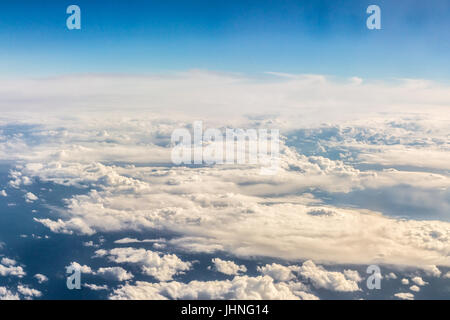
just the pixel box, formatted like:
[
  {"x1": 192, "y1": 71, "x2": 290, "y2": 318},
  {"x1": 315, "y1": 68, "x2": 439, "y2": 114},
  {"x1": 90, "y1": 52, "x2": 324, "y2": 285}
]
[
  {"x1": 411, "y1": 276, "x2": 428, "y2": 286},
  {"x1": 419, "y1": 265, "x2": 441, "y2": 278},
  {"x1": 4, "y1": 116, "x2": 441, "y2": 270},
  {"x1": 298, "y1": 260, "x2": 361, "y2": 292},
  {"x1": 34, "y1": 274, "x2": 48, "y2": 284},
  {"x1": 27, "y1": 159, "x2": 450, "y2": 269},
  {"x1": 0, "y1": 258, "x2": 26, "y2": 278},
  {"x1": 385, "y1": 272, "x2": 397, "y2": 280},
  {"x1": 17, "y1": 285, "x2": 42, "y2": 298},
  {"x1": 257, "y1": 263, "x2": 300, "y2": 282},
  {"x1": 110, "y1": 276, "x2": 302, "y2": 300},
  {"x1": 66, "y1": 262, "x2": 134, "y2": 282},
  {"x1": 1, "y1": 257, "x2": 17, "y2": 267},
  {"x1": 210, "y1": 258, "x2": 247, "y2": 276},
  {"x1": 0, "y1": 287, "x2": 19, "y2": 300},
  {"x1": 96, "y1": 267, "x2": 134, "y2": 281},
  {"x1": 1, "y1": 71, "x2": 450, "y2": 299},
  {"x1": 409, "y1": 285, "x2": 420, "y2": 292},
  {"x1": 84, "y1": 283, "x2": 108, "y2": 291},
  {"x1": 24, "y1": 192, "x2": 38, "y2": 203},
  {"x1": 96, "y1": 247, "x2": 192, "y2": 281},
  {"x1": 66, "y1": 262, "x2": 94, "y2": 274},
  {"x1": 394, "y1": 292, "x2": 414, "y2": 300},
  {"x1": 83, "y1": 241, "x2": 99, "y2": 248},
  {"x1": 0, "y1": 190, "x2": 7, "y2": 197}
]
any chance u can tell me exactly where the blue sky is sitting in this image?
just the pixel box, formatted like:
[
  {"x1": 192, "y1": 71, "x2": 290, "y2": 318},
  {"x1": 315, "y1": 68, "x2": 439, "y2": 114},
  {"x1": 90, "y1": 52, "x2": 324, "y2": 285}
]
[{"x1": 0, "y1": 0, "x2": 449, "y2": 79}]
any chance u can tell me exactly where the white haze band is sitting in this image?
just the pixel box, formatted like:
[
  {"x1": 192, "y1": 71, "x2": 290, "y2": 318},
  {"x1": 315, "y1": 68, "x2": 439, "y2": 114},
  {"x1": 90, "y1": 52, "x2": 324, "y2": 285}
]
[{"x1": 171, "y1": 121, "x2": 280, "y2": 175}]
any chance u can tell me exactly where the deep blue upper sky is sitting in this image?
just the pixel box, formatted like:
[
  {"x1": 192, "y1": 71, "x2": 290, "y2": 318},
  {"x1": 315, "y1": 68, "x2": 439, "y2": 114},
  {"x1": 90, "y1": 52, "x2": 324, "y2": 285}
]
[{"x1": 0, "y1": 0, "x2": 449, "y2": 79}]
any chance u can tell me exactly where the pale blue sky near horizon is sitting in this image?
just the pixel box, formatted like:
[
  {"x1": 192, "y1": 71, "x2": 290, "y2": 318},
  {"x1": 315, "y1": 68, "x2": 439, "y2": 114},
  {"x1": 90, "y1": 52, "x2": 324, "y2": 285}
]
[{"x1": 0, "y1": 0, "x2": 449, "y2": 80}]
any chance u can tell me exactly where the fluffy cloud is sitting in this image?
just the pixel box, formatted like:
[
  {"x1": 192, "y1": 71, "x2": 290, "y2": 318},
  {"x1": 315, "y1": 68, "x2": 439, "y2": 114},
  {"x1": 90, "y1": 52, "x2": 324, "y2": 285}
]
[
  {"x1": 0, "y1": 258, "x2": 26, "y2": 278},
  {"x1": 0, "y1": 287, "x2": 19, "y2": 300},
  {"x1": 1, "y1": 257, "x2": 17, "y2": 267},
  {"x1": 24, "y1": 192, "x2": 38, "y2": 203},
  {"x1": 409, "y1": 285, "x2": 420, "y2": 292},
  {"x1": 210, "y1": 258, "x2": 247, "y2": 276},
  {"x1": 110, "y1": 276, "x2": 302, "y2": 300},
  {"x1": 95, "y1": 247, "x2": 192, "y2": 281},
  {"x1": 411, "y1": 277, "x2": 428, "y2": 286},
  {"x1": 34, "y1": 274, "x2": 49, "y2": 284},
  {"x1": 394, "y1": 292, "x2": 414, "y2": 300},
  {"x1": 1, "y1": 72, "x2": 449, "y2": 300},
  {"x1": 84, "y1": 283, "x2": 108, "y2": 291},
  {"x1": 17, "y1": 285, "x2": 42, "y2": 298},
  {"x1": 66, "y1": 262, "x2": 94, "y2": 274},
  {"x1": 257, "y1": 263, "x2": 300, "y2": 282},
  {"x1": 385, "y1": 272, "x2": 397, "y2": 280},
  {"x1": 96, "y1": 267, "x2": 134, "y2": 281},
  {"x1": 66, "y1": 262, "x2": 134, "y2": 282},
  {"x1": 298, "y1": 260, "x2": 361, "y2": 292},
  {"x1": 26, "y1": 159, "x2": 450, "y2": 269},
  {"x1": 419, "y1": 265, "x2": 441, "y2": 278},
  {"x1": 1, "y1": 77, "x2": 447, "y2": 270}
]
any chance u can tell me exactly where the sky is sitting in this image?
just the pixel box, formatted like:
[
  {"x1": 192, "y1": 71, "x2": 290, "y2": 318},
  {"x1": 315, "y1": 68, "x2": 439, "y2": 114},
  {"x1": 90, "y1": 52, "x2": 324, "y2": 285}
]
[
  {"x1": 0, "y1": 0, "x2": 449, "y2": 301},
  {"x1": 0, "y1": 0, "x2": 449, "y2": 79}
]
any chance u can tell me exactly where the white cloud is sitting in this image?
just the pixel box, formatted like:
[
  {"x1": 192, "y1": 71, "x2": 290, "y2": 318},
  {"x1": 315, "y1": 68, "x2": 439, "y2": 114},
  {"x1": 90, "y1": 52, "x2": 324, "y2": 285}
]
[
  {"x1": 17, "y1": 285, "x2": 42, "y2": 298},
  {"x1": 257, "y1": 263, "x2": 300, "y2": 282},
  {"x1": 1, "y1": 72, "x2": 449, "y2": 287},
  {"x1": 0, "y1": 258, "x2": 26, "y2": 278},
  {"x1": 394, "y1": 292, "x2": 414, "y2": 300},
  {"x1": 409, "y1": 285, "x2": 420, "y2": 292},
  {"x1": 24, "y1": 192, "x2": 38, "y2": 203},
  {"x1": 110, "y1": 276, "x2": 302, "y2": 300},
  {"x1": 8, "y1": 171, "x2": 32, "y2": 189},
  {"x1": 1, "y1": 73, "x2": 449, "y2": 125},
  {"x1": 96, "y1": 267, "x2": 134, "y2": 281},
  {"x1": 210, "y1": 258, "x2": 247, "y2": 276},
  {"x1": 66, "y1": 262, "x2": 94, "y2": 274},
  {"x1": 298, "y1": 260, "x2": 361, "y2": 292},
  {"x1": 343, "y1": 269, "x2": 363, "y2": 283},
  {"x1": 84, "y1": 283, "x2": 108, "y2": 291},
  {"x1": 27, "y1": 160, "x2": 450, "y2": 268},
  {"x1": 419, "y1": 265, "x2": 441, "y2": 278},
  {"x1": 0, "y1": 190, "x2": 7, "y2": 197},
  {"x1": 401, "y1": 278, "x2": 409, "y2": 285},
  {"x1": 35, "y1": 217, "x2": 94, "y2": 236},
  {"x1": 0, "y1": 287, "x2": 20, "y2": 300},
  {"x1": 83, "y1": 241, "x2": 98, "y2": 248},
  {"x1": 385, "y1": 272, "x2": 397, "y2": 280},
  {"x1": 66, "y1": 262, "x2": 134, "y2": 282},
  {"x1": 1, "y1": 257, "x2": 17, "y2": 267},
  {"x1": 96, "y1": 247, "x2": 192, "y2": 281},
  {"x1": 411, "y1": 276, "x2": 428, "y2": 286},
  {"x1": 443, "y1": 272, "x2": 450, "y2": 279},
  {"x1": 12, "y1": 139, "x2": 445, "y2": 270},
  {"x1": 34, "y1": 274, "x2": 48, "y2": 284}
]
